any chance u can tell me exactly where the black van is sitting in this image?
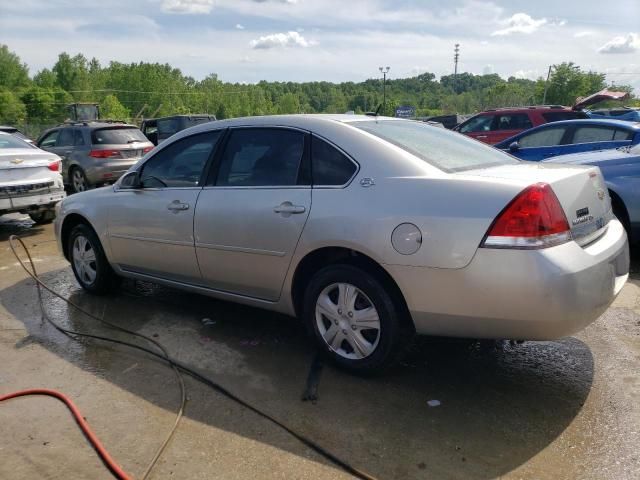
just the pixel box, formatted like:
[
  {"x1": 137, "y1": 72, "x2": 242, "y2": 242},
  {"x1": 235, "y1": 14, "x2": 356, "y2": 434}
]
[{"x1": 141, "y1": 114, "x2": 217, "y2": 145}]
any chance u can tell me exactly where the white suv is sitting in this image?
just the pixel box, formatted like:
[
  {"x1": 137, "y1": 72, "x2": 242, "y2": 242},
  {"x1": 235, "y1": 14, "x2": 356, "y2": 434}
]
[{"x1": 0, "y1": 132, "x2": 65, "y2": 223}]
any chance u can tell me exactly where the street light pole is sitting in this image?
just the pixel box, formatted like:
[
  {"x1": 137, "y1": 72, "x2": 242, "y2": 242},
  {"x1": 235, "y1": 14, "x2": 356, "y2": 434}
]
[
  {"x1": 453, "y1": 44, "x2": 460, "y2": 92},
  {"x1": 542, "y1": 65, "x2": 553, "y2": 105},
  {"x1": 379, "y1": 66, "x2": 390, "y2": 115}
]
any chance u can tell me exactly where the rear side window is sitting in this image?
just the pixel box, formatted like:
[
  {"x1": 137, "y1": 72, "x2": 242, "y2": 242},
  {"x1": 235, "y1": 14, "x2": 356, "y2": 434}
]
[
  {"x1": 613, "y1": 129, "x2": 633, "y2": 141},
  {"x1": 157, "y1": 118, "x2": 179, "y2": 137},
  {"x1": 458, "y1": 115, "x2": 494, "y2": 133},
  {"x1": 140, "y1": 131, "x2": 222, "y2": 188},
  {"x1": 573, "y1": 126, "x2": 616, "y2": 143},
  {"x1": 215, "y1": 128, "x2": 305, "y2": 187},
  {"x1": 351, "y1": 120, "x2": 518, "y2": 172},
  {"x1": 74, "y1": 130, "x2": 85, "y2": 146},
  {"x1": 311, "y1": 136, "x2": 357, "y2": 185},
  {"x1": 518, "y1": 127, "x2": 567, "y2": 148},
  {"x1": 543, "y1": 111, "x2": 588, "y2": 122},
  {"x1": 57, "y1": 128, "x2": 74, "y2": 147},
  {"x1": 494, "y1": 114, "x2": 533, "y2": 131},
  {"x1": 92, "y1": 127, "x2": 148, "y2": 145}
]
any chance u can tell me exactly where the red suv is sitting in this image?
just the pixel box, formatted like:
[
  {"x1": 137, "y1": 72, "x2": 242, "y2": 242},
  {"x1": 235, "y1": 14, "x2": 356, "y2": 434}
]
[{"x1": 454, "y1": 106, "x2": 588, "y2": 145}]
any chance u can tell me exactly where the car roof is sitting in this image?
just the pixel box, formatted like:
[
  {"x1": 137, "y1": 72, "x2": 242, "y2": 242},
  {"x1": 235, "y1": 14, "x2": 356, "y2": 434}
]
[
  {"x1": 519, "y1": 118, "x2": 640, "y2": 130},
  {"x1": 0, "y1": 126, "x2": 18, "y2": 131},
  {"x1": 53, "y1": 122, "x2": 138, "y2": 129}
]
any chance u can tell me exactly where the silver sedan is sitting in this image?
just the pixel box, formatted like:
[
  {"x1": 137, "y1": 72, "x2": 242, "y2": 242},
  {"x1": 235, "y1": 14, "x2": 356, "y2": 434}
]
[{"x1": 54, "y1": 115, "x2": 629, "y2": 374}]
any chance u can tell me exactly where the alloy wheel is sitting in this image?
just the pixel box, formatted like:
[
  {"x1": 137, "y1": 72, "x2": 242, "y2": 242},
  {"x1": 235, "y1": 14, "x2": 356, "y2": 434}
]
[{"x1": 72, "y1": 235, "x2": 97, "y2": 285}]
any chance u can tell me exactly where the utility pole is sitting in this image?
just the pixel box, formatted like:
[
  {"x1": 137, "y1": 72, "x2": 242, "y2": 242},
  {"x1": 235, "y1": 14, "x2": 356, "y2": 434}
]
[
  {"x1": 454, "y1": 44, "x2": 460, "y2": 91},
  {"x1": 542, "y1": 65, "x2": 553, "y2": 105},
  {"x1": 379, "y1": 66, "x2": 390, "y2": 115}
]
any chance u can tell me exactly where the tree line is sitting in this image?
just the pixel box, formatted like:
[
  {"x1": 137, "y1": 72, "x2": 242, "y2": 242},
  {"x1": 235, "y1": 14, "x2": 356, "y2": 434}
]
[{"x1": 0, "y1": 44, "x2": 636, "y2": 137}]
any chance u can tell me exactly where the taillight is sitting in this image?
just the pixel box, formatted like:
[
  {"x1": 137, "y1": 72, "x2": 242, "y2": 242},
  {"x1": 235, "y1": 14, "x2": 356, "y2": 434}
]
[
  {"x1": 143, "y1": 146, "x2": 153, "y2": 154},
  {"x1": 481, "y1": 183, "x2": 571, "y2": 249},
  {"x1": 47, "y1": 160, "x2": 61, "y2": 172},
  {"x1": 89, "y1": 149, "x2": 120, "y2": 158}
]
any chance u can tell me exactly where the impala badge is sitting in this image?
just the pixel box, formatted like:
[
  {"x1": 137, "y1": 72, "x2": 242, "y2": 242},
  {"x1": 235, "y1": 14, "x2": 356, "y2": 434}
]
[{"x1": 10, "y1": 158, "x2": 24, "y2": 164}]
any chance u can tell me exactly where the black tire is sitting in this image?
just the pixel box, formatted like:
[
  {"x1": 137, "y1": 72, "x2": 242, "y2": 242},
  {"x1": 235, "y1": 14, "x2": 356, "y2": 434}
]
[
  {"x1": 68, "y1": 224, "x2": 118, "y2": 294},
  {"x1": 303, "y1": 264, "x2": 407, "y2": 375},
  {"x1": 69, "y1": 167, "x2": 90, "y2": 194},
  {"x1": 29, "y1": 209, "x2": 55, "y2": 224}
]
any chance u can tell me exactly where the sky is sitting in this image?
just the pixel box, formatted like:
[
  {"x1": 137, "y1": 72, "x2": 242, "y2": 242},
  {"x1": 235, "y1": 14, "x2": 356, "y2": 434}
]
[{"x1": 1, "y1": 0, "x2": 639, "y2": 90}]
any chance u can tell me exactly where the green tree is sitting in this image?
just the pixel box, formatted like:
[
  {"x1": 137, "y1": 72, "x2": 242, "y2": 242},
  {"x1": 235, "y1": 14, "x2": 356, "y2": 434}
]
[
  {"x1": 20, "y1": 87, "x2": 55, "y2": 121},
  {"x1": 0, "y1": 44, "x2": 30, "y2": 89},
  {"x1": 100, "y1": 94, "x2": 130, "y2": 120},
  {"x1": 544, "y1": 62, "x2": 606, "y2": 106},
  {"x1": 277, "y1": 93, "x2": 300, "y2": 114},
  {"x1": 0, "y1": 89, "x2": 27, "y2": 124}
]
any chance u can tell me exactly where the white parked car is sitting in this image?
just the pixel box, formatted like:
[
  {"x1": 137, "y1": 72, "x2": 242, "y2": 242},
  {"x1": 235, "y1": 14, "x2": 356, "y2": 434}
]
[{"x1": 0, "y1": 131, "x2": 66, "y2": 223}]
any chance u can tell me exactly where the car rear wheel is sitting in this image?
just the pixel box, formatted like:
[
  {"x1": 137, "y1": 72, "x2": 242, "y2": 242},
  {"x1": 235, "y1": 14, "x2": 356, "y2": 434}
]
[
  {"x1": 70, "y1": 167, "x2": 90, "y2": 194},
  {"x1": 29, "y1": 209, "x2": 55, "y2": 224},
  {"x1": 68, "y1": 224, "x2": 118, "y2": 294},
  {"x1": 303, "y1": 264, "x2": 405, "y2": 375}
]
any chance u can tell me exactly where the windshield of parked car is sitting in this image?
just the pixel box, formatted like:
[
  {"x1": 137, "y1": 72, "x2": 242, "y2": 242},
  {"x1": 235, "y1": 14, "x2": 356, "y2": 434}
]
[
  {"x1": 0, "y1": 133, "x2": 35, "y2": 149},
  {"x1": 350, "y1": 120, "x2": 519, "y2": 172},
  {"x1": 92, "y1": 127, "x2": 148, "y2": 145}
]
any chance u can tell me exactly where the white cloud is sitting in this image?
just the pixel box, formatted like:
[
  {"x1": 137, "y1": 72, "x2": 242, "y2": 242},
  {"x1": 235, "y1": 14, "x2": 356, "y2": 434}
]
[
  {"x1": 250, "y1": 31, "x2": 312, "y2": 49},
  {"x1": 251, "y1": 0, "x2": 298, "y2": 3},
  {"x1": 161, "y1": 0, "x2": 214, "y2": 14},
  {"x1": 574, "y1": 31, "x2": 594, "y2": 38},
  {"x1": 236, "y1": 23, "x2": 245, "y2": 29},
  {"x1": 491, "y1": 13, "x2": 547, "y2": 36},
  {"x1": 598, "y1": 33, "x2": 640, "y2": 54},
  {"x1": 482, "y1": 64, "x2": 494, "y2": 75}
]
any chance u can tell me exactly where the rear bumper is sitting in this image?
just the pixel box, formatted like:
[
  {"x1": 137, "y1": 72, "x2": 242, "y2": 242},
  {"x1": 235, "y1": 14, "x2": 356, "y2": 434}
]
[
  {"x1": 0, "y1": 188, "x2": 66, "y2": 215},
  {"x1": 82, "y1": 159, "x2": 139, "y2": 185},
  {"x1": 386, "y1": 219, "x2": 629, "y2": 340}
]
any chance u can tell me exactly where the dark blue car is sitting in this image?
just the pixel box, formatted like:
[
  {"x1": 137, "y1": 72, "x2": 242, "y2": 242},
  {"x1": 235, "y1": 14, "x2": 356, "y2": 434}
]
[
  {"x1": 494, "y1": 119, "x2": 640, "y2": 161},
  {"x1": 544, "y1": 144, "x2": 640, "y2": 243}
]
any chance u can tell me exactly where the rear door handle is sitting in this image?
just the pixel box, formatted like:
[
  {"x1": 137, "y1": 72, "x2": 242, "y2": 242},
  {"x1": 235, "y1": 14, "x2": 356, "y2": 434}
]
[
  {"x1": 274, "y1": 202, "x2": 306, "y2": 214},
  {"x1": 476, "y1": 135, "x2": 488, "y2": 139},
  {"x1": 167, "y1": 200, "x2": 190, "y2": 212}
]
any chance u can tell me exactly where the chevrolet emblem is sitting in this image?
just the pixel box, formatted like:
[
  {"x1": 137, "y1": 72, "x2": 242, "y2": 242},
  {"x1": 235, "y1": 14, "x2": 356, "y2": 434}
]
[
  {"x1": 10, "y1": 158, "x2": 24, "y2": 164},
  {"x1": 597, "y1": 189, "x2": 605, "y2": 200}
]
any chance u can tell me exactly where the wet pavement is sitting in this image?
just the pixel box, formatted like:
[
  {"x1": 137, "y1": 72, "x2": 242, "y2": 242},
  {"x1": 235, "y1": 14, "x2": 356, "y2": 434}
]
[{"x1": 0, "y1": 214, "x2": 639, "y2": 480}]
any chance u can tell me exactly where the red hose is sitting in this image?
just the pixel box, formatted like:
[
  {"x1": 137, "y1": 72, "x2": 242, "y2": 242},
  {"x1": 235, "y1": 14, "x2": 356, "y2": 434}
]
[{"x1": 0, "y1": 389, "x2": 133, "y2": 480}]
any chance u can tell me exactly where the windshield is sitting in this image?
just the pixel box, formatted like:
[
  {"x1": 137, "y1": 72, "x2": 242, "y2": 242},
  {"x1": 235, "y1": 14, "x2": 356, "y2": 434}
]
[
  {"x1": 350, "y1": 120, "x2": 519, "y2": 172},
  {"x1": 0, "y1": 133, "x2": 35, "y2": 149},
  {"x1": 92, "y1": 127, "x2": 148, "y2": 145}
]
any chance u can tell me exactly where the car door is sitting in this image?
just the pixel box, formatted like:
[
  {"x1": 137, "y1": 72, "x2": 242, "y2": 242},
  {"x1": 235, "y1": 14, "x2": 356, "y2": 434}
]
[
  {"x1": 194, "y1": 127, "x2": 311, "y2": 301},
  {"x1": 511, "y1": 125, "x2": 570, "y2": 161},
  {"x1": 457, "y1": 114, "x2": 496, "y2": 143},
  {"x1": 107, "y1": 130, "x2": 223, "y2": 283},
  {"x1": 568, "y1": 125, "x2": 631, "y2": 154}
]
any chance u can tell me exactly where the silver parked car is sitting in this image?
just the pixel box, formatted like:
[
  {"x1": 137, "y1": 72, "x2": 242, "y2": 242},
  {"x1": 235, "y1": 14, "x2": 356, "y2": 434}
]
[
  {"x1": 0, "y1": 132, "x2": 65, "y2": 223},
  {"x1": 37, "y1": 122, "x2": 154, "y2": 193},
  {"x1": 54, "y1": 115, "x2": 629, "y2": 373}
]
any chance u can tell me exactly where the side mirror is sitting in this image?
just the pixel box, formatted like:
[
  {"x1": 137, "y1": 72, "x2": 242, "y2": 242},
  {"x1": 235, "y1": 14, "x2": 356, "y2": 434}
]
[
  {"x1": 118, "y1": 171, "x2": 142, "y2": 189},
  {"x1": 509, "y1": 141, "x2": 520, "y2": 152}
]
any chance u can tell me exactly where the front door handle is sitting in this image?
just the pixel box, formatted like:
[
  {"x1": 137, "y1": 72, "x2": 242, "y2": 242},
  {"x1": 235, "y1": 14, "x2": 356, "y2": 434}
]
[
  {"x1": 167, "y1": 200, "x2": 190, "y2": 212},
  {"x1": 274, "y1": 201, "x2": 306, "y2": 215},
  {"x1": 476, "y1": 135, "x2": 488, "y2": 139}
]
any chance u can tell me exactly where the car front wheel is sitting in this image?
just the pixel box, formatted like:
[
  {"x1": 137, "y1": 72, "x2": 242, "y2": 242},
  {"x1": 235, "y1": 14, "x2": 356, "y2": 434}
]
[
  {"x1": 68, "y1": 224, "x2": 118, "y2": 294},
  {"x1": 303, "y1": 264, "x2": 406, "y2": 374}
]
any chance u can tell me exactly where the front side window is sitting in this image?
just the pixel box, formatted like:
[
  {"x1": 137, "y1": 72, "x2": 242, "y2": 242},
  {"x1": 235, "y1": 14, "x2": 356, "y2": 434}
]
[
  {"x1": 215, "y1": 129, "x2": 305, "y2": 186},
  {"x1": 351, "y1": 120, "x2": 518, "y2": 172},
  {"x1": 39, "y1": 130, "x2": 59, "y2": 148},
  {"x1": 311, "y1": 136, "x2": 357, "y2": 185},
  {"x1": 458, "y1": 115, "x2": 494, "y2": 133},
  {"x1": 518, "y1": 127, "x2": 567, "y2": 148},
  {"x1": 573, "y1": 126, "x2": 616, "y2": 143},
  {"x1": 140, "y1": 131, "x2": 222, "y2": 188}
]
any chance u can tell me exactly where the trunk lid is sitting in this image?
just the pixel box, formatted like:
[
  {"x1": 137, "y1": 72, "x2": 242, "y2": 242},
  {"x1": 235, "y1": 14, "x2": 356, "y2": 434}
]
[
  {"x1": 0, "y1": 149, "x2": 60, "y2": 185},
  {"x1": 460, "y1": 162, "x2": 612, "y2": 246}
]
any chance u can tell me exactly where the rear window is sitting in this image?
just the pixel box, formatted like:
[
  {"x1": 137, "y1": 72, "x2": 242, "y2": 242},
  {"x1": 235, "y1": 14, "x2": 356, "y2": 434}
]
[
  {"x1": 0, "y1": 134, "x2": 33, "y2": 149},
  {"x1": 350, "y1": 120, "x2": 518, "y2": 172},
  {"x1": 543, "y1": 111, "x2": 588, "y2": 122},
  {"x1": 92, "y1": 127, "x2": 148, "y2": 145}
]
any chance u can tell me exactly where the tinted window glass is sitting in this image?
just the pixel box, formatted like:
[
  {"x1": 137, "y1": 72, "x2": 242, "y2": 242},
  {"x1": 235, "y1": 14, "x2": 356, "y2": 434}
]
[
  {"x1": 0, "y1": 134, "x2": 32, "y2": 149},
  {"x1": 57, "y1": 128, "x2": 74, "y2": 147},
  {"x1": 494, "y1": 113, "x2": 533, "y2": 131},
  {"x1": 312, "y1": 136, "x2": 356, "y2": 185},
  {"x1": 518, "y1": 127, "x2": 567, "y2": 148},
  {"x1": 39, "y1": 130, "x2": 59, "y2": 148},
  {"x1": 140, "y1": 131, "x2": 221, "y2": 188},
  {"x1": 613, "y1": 129, "x2": 633, "y2": 141},
  {"x1": 215, "y1": 129, "x2": 305, "y2": 186},
  {"x1": 352, "y1": 120, "x2": 518, "y2": 172},
  {"x1": 459, "y1": 115, "x2": 494, "y2": 133},
  {"x1": 74, "y1": 129, "x2": 85, "y2": 146},
  {"x1": 542, "y1": 111, "x2": 588, "y2": 122},
  {"x1": 92, "y1": 127, "x2": 148, "y2": 145},
  {"x1": 157, "y1": 118, "x2": 179, "y2": 137},
  {"x1": 573, "y1": 126, "x2": 616, "y2": 143}
]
